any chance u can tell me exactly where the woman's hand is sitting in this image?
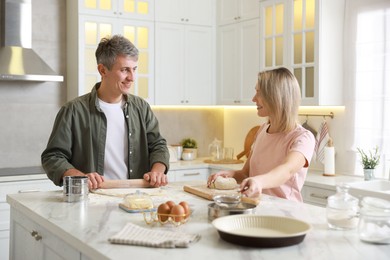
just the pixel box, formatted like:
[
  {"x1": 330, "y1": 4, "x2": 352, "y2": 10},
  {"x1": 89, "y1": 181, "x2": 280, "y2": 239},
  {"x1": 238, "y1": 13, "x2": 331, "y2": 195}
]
[
  {"x1": 240, "y1": 177, "x2": 262, "y2": 198},
  {"x1": 207, "y1": 170, "x2": 234, "y2": 188}
]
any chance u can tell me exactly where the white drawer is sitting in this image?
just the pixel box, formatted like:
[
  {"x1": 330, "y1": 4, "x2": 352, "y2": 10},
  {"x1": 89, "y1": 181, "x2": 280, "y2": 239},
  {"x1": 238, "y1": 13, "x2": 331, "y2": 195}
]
[
  {"x1": 0, "y1": 203, "x2": 10, "y2": 231},
  {"x1": 0, "y1": 179, "x2": 58, "y2": 203},
  {"x1": 10, "y1": 208, "x2": 80, "y2": 259},
  {"x1": 169, "y1": 168, "x2": 210, "y2": 182},
  {"x1": 302, "y1": 185, "x2": 336, "y2": 207}
]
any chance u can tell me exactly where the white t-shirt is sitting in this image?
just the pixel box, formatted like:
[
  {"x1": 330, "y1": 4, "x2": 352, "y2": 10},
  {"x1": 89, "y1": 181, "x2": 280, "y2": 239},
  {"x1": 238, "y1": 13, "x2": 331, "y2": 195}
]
[{"x1": 98, "y1": 98, "x2": 128, "y2": 180}]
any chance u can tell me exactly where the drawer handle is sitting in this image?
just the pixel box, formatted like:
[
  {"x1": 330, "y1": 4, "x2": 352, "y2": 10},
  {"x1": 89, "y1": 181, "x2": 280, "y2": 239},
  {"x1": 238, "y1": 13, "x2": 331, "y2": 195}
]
[
  {"x1": 183, "y1": 172, "x2": 200, "y2": 176},
  {"x1": 310, "y1": 193, "x2": 329, "y2": 200},
  {"x1": 18, "y1": 189, "x2": 41, "y2": 193},
  {"x1": 31, "y1": 230, "x2": 42, "y2": 241}
]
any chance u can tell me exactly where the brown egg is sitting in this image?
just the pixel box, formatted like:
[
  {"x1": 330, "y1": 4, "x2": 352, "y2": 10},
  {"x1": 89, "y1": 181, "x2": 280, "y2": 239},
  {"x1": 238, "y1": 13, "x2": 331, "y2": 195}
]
[
  {"x1": 157, "y1": 203, "x2": 171, "y2": 222},
  {"x1": 165, "y1": 200, "x2": 176, "y2": 209},
  {"x1": 179, "y1": 201, "x2": 190, "y2": 219},
  {"x1": 170, "y1": 204, "x2": 185, "y2": 222}
]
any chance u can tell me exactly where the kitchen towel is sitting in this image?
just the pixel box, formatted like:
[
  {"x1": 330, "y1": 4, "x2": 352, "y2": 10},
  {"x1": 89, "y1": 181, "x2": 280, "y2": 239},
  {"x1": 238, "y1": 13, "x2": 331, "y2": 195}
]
[
  {"x1": 108, "y1": 222, "x2": 201, "y2": 248},
  {"x1": 314, "y1": 120, "x2": 330, "y2": 164}
]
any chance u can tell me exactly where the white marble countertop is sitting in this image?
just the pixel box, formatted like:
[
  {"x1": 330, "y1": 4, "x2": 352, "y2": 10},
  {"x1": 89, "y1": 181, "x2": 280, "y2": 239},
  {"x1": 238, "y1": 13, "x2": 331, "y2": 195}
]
[{"x1": 7, "y1": 181, "x2": 390, "y2": 260}]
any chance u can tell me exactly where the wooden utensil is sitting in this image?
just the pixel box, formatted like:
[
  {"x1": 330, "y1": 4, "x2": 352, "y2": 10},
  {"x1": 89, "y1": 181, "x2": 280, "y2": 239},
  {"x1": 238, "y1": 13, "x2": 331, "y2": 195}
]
[
  {"x1": 183, "y1": 185, "x2": 260, "y2": 206},
  {"x1": 236, "y1": 126, "x2": 260, "y2": 160},
  {"x1": 98, "y1": 179, "x2": 151, "y2": 189}
]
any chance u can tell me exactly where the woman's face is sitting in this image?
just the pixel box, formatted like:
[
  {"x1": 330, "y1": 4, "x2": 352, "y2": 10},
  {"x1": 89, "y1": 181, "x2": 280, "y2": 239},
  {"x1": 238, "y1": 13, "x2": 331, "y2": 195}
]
[{"x1": 252, "y1": 83, "x2": 269, "y2": 117}]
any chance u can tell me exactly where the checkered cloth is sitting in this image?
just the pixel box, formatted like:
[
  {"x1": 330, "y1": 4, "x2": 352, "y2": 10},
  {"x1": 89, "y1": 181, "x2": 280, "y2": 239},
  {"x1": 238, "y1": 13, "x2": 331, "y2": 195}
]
[{"x1": 108, "y1": 223, "x2": 201, "y2": 248}]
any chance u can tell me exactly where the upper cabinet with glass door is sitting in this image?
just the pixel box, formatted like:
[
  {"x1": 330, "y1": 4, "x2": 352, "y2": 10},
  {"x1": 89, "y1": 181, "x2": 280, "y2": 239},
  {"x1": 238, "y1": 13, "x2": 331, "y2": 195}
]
[
  {"x1": 67, "y1": 0, "x2": 155, "y2": 103},
  {"x1": 80, "y1": 0, "x2": 154, "y2": 20},
  {"x1": 259, "y1": 0, "x2": 345, "y2": 105}
]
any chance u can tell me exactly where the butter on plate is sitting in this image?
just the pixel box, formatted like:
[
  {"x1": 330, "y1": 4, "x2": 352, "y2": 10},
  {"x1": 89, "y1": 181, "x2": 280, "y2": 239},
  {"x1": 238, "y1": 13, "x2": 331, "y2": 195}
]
[{"x1": 119, "y1": 191, "x2": 155, "y2": 213}]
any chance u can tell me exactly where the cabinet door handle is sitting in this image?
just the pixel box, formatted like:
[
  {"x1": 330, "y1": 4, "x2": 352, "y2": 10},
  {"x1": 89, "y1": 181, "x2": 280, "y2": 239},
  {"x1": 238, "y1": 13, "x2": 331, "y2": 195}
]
[
  {"x1": 18, "y1": 189, "x2": 41, "y2": 193},
  {"x1": 183, "y1": 172, "x2": 200, "y2": 176},
  {"x1": 310, "y1": 193, "x2": 329, "y2": 200},
  {"x1": 31, "y1": 230, "x2": 42, "y2": 241}
]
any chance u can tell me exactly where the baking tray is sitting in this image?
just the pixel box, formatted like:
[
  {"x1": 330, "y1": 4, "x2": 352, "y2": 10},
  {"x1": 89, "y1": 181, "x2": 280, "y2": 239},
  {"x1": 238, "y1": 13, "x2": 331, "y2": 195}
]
[{"x1": 212, "y1": 215, "x2": 311, "y2": 247}]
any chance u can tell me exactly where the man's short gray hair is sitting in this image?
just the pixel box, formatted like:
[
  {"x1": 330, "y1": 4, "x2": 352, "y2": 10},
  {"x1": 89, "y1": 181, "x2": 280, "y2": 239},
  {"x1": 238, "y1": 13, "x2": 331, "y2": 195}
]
[{"x1": 95, "y1": 35, "x2": 139, "y2": 70}]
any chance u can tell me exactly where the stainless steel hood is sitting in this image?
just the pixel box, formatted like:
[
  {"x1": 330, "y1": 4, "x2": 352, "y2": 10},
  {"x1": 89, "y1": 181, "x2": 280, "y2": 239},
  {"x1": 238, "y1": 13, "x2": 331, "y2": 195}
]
[{"x1": 0, "y1": 0, "x2": 63, "y2": 82}]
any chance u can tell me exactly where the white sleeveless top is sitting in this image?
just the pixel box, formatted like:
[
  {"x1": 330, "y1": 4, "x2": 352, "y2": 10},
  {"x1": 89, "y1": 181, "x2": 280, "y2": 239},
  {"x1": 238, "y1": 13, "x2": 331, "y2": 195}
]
[{"x1": 98, "y1": 98, "x2": 128, "y2": 180}]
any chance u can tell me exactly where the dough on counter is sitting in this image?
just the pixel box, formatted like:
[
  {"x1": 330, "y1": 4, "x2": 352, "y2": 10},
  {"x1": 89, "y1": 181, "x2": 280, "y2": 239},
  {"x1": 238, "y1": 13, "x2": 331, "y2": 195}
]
[{"x1": 210, "y1": 176, "x2": 237, "y2": 190}]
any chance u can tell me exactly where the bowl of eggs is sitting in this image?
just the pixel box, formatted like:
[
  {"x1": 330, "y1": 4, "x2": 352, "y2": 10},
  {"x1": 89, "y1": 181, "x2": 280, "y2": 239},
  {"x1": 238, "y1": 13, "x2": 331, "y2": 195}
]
[{"x1": 144, "y1": 200, "x2": 191, "y2": 226}]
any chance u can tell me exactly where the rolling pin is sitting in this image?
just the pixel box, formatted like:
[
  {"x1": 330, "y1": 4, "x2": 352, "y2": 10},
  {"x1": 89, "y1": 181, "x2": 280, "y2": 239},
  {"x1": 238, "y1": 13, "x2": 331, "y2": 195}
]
[{"x1": 98, "y1": 179, "x2": 151, "y2": 189}]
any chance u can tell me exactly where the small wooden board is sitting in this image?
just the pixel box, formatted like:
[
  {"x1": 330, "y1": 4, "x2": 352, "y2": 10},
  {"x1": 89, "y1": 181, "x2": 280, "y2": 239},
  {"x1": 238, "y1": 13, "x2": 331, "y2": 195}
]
[
  {"x1": 204, "y1": 159, "x2": 244, "y2": 164},
  {"x1": 183, "y1": 184, "x2": 260, "y2": 205}
]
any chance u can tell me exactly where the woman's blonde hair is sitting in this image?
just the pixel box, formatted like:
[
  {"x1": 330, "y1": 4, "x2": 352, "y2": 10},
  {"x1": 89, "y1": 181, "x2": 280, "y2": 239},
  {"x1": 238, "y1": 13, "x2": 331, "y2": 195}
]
[{"x1": 257, "y1": 67, "x2": 301, "y2": 132}]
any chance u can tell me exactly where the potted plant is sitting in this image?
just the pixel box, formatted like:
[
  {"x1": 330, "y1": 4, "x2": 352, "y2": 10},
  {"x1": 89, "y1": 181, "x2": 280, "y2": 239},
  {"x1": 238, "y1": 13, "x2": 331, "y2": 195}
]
[
  {"x1": 181, "y1": 138, "x2": 198, "y2": 160},
  {"x1": 357, "y1": 146, "x2": 380, "y2": 180}
]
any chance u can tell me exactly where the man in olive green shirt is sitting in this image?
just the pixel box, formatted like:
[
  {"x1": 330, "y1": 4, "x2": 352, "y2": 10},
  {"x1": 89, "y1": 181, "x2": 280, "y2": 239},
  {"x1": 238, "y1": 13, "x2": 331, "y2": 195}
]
[{"x1": 41, "y1": 35, "x2": 169, "y2": 189}]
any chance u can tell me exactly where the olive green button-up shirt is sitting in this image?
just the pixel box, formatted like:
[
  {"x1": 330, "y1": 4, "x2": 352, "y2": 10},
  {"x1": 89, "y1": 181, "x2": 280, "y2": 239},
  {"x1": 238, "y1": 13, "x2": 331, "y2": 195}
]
[{"x1": 41, "y1": 83, "x2": 169, "y2": 186}]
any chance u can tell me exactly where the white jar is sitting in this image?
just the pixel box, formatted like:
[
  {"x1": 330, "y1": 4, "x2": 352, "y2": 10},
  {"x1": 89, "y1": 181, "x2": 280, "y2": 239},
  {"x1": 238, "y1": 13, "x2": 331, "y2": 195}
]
[
  {"x1": 358, "y1": 197, "x2": 390, "y2": 244},
  {"x1": 326, "y1": 183, "x2": 359, "y2": 230}
]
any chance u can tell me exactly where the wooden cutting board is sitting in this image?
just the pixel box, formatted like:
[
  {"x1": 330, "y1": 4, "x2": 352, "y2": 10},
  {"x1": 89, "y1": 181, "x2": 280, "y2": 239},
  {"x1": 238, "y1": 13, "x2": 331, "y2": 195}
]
[{"x1": 183, "y1": 184, "x2": 260, "y2": 206}]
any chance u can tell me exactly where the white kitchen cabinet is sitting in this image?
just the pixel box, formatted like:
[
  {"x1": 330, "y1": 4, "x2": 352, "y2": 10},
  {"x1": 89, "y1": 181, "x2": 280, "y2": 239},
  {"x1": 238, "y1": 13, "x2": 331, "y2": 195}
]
[
  {"x1": 67, "y1": 0, "x2": 155, "y2": 104},
  {"x1": 155, "y1": 23, "x2": 214, "y2": 105},
  {"x1": 79, "y1": 0, "x2": 154, "y2": 20},
  {"x1": 259, "y1": 0, "x2": 344, "y2": 105},
  {"x1": 217, "y1": 0, "x2": 260, "y2": 25},
  {"x1": 217, "y1": 18, "x2": 260, "y2": 105},
  {"x1": 9, "y1": 208, "x2": 80, "y2": 260},
  {"x1": 302, "y1": 184, "x2": 335, "y2": 207},
  {"x1": 155, "y1": 0, "x2": 214, "y2": 26},
  {"x1": 168, "y1": 168, "x2": 210, "y2": 182},
  {"x1": 0, "y1": 178, "x2": 59, "y2": 260}
]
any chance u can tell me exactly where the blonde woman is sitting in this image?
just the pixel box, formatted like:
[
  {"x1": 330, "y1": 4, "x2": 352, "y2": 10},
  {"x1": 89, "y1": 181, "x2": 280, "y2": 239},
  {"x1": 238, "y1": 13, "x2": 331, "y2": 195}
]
[{"x1": 208, "y1": 67, "x2": 315, "y2": 202}]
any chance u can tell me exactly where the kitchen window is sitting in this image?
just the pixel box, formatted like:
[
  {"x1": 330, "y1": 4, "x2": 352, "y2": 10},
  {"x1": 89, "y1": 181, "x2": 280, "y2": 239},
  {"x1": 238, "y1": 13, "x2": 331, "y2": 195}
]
[{"x1": 344, "y1": 0, "x2": 390, "y2": 178}]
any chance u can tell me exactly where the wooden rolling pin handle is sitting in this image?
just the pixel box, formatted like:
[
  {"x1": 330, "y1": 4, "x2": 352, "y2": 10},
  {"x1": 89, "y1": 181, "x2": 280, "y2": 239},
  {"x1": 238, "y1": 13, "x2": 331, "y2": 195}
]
[{"x1": 98, "y1": 179, "x2": 151, "y2": 189}]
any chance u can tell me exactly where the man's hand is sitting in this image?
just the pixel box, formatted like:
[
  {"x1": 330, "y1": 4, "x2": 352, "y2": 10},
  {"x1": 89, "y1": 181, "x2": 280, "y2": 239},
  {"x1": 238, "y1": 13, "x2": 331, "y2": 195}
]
[
  {"x1": 63, "y1": 169, "x2": 104, "y2": 190},
  {"x1": 143, "y1": 171, "x2": 168, "y2": 187},
  {"x1": 85, "y1": 172, "x2": 105, "y2": 189}
]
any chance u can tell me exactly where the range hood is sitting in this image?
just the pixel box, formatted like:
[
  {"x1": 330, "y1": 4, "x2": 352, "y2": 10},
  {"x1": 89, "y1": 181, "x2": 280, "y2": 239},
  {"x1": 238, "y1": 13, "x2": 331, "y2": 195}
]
[{"x1": 0, "y1": 0, "x2": 63, "y2": 82}]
